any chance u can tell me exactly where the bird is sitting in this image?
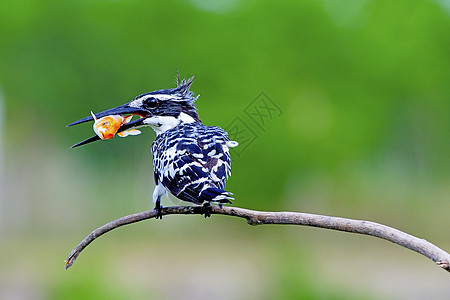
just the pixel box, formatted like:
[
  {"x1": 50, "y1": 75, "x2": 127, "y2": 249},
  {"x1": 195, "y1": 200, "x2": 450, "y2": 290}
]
[{"x1": 67, "y1": 74, "x2": 238, "y2": 219}]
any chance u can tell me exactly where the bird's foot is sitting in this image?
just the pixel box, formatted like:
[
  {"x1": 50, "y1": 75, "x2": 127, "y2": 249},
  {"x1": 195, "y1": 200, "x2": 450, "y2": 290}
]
[
  {"x1": 154, "y1": 203, "x2": 163, "y2": 220},
  {"x1": 201, "y1": 202, "x2": 212, "y2": 218}
]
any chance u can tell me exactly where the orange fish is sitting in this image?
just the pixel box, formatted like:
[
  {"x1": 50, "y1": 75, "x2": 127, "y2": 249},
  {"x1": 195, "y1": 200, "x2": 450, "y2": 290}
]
[{"x1": 91, "y1": 111, "x2": 141, "y2": 140}]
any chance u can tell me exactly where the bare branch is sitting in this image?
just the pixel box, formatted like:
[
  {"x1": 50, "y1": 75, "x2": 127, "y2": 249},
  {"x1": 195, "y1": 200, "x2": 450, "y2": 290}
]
[{"x1": 65, "y1": 206, "x2": 450, "y2": 273}]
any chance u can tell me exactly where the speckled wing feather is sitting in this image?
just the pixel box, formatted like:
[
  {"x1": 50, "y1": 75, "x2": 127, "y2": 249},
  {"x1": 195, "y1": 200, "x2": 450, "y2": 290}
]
[{"x1": 151, "y1": 123, "x2": 234, "y2": 205}]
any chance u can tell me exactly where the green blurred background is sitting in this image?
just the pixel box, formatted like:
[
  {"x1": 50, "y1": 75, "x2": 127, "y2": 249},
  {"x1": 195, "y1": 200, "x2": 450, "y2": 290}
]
[{"x1": 0, "y1": 0, "x2": 449, "y2": 299}]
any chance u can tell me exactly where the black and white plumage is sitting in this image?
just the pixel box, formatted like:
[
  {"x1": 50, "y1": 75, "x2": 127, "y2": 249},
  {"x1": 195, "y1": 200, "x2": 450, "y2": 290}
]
[
  {"x1": 143, "y1": 76, "x2": 238, "y2": 216},
  {"x1": 152, "y1": 122, "x2": 236, "y2": 206},
  {"x1": 68, "y1": 74, "x2": 238, "y2": 218}
]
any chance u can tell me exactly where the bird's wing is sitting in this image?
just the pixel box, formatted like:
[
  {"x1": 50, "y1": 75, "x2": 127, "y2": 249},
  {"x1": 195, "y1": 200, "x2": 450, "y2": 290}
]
[
  {"x1": 152, "y1": 125, "x2": 232, "y2": 204},
  {"x1": 194, "y1": 126, "x2": 232, "y2": 189}
]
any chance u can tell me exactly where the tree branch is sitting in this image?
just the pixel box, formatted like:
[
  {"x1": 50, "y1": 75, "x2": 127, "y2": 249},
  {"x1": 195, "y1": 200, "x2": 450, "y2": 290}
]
[{"x1": 64, "y1": 206, "x2": 450, "y2": 273}]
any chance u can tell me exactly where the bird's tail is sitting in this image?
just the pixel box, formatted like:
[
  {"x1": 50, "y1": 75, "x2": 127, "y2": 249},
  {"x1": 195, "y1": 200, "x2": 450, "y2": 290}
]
[{"x1": 200, "y1": 187, "x2": 234, "y2": 204}]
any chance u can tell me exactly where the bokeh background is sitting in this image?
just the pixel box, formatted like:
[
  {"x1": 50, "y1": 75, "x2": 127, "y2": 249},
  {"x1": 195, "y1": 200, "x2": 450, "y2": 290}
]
[{"x1": 0, "y1": 0, "x2": 449, "y2": 299}]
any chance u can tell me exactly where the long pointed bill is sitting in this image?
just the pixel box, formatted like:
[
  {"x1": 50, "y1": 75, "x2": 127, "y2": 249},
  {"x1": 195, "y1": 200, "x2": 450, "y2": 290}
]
[
  {"x1": 68, "y1": 103, "x2": 150, "y2": 148},
  {"x1": 67, "y1": 104, "x2": 148, "y2": 127},
  {"x1": 70, "y1": 135, "x2": 101, "y2": 149}
]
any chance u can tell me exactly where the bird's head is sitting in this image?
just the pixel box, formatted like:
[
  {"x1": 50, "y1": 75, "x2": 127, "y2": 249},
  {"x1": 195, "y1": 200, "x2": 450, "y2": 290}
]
[{"x1": 68, "y1": 74, "x2": 200, "y2": 148}]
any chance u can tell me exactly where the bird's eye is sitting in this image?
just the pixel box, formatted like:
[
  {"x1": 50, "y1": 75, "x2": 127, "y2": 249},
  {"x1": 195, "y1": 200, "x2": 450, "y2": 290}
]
[{"x1": 144, "y1": 97, "x2": 159, "y2": 108}]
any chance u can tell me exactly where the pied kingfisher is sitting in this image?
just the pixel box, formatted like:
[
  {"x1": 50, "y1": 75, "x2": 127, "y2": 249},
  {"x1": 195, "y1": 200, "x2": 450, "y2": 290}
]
[{"x1": 68, "y1": 74, "x2": 238, "y2": 218}]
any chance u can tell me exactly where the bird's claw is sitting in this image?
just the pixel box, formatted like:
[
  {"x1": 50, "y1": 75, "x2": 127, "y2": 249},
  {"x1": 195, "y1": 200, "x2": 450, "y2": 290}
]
[
  {"x1": 154, "y1": 203, "x2": 163, "y2": 220},
  {"x1": 201, "y1": 202, "x2": 212, "y2": 218}
]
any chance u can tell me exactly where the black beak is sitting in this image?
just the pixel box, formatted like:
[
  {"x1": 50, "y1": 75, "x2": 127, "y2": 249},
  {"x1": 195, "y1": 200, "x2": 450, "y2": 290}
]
[{"x1": 67, "y1": 103, "x2": 150, "y2": 148}]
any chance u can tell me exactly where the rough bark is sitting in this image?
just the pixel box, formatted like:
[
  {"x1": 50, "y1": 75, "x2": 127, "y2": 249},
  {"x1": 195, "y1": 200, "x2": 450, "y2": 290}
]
[{"x1": 64, "y1": 206, "x2": 450, "y2": 273}]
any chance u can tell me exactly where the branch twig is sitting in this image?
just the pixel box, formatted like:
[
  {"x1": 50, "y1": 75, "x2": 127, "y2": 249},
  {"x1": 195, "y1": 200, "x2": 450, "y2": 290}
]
[{"x1": 65, "y1": 206, "x2": 450, "y2": 272}]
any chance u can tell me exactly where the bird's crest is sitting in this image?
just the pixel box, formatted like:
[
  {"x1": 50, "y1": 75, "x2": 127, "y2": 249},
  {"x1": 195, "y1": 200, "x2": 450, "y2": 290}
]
[{"x1": 174, "y1": 71, "x2": 195, "y2": 98}]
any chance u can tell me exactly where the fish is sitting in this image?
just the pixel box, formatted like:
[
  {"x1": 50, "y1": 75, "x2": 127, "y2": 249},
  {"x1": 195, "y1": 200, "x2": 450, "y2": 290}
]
[{"x1": 91, "y1": 111, "x2": 141, "y2": 140}]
